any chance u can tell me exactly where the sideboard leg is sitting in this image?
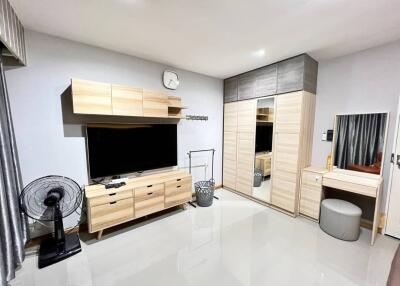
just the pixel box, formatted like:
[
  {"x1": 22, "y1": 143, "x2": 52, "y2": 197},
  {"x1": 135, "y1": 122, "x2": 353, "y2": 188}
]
[{"x1": 97, "y1": 230, "x2": 103, "y2": 240}]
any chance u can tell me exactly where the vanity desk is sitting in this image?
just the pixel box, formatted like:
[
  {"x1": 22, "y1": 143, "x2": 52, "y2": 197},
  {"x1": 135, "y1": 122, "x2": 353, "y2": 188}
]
[{"x1": 299, "y1": 167, "x2": 383, "y2": 245}]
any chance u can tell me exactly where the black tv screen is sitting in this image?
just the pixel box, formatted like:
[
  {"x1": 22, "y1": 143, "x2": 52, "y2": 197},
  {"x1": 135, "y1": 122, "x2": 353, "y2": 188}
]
[
  {"x1": 255, "y1": 125, "x2": 273, "y2": 153},
  {"x1": 86, "y1": 124, "x2": 177, "y2": 179}
]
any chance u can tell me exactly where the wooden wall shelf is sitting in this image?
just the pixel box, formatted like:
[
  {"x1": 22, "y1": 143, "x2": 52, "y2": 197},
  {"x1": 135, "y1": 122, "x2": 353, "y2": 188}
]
[{"x1": 71, "y1": 78, "x2": 187, "y2": 120}]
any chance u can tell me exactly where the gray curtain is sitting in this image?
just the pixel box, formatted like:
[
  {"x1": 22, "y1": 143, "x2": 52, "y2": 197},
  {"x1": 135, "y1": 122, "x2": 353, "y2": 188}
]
[
  {"x1": 0, "y1": 57, "x2": 28, "y2": 286},
  {"x1": 334, "y1": 113, "x2": 387, "y2": 169}
]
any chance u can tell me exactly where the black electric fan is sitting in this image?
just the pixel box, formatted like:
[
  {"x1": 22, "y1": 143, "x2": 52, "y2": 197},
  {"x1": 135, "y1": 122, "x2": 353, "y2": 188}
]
[{"x1": 20, "y1": 175, "x2": 83, "y2": 268}]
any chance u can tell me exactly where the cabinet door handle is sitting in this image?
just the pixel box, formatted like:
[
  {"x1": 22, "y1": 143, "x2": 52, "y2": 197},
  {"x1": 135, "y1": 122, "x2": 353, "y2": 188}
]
[
  {"x1": 147, "y1": 185, "x2": 153, "y2": 188},
  {"x1": 110, "y1": 201, "x2": 117, "y2": 205},
  {"x1": 109, "y1": 193, "x2": 116, "y2": 196},
  {"x1": 177, "y1": 179, "x2": 181, "y2": 181},
  {"x1": 177, "y1": 185, "x2": 181, "y2": 188},
  {"x1": 147, "y1": 192, "x2": 153, "y2": 196}
]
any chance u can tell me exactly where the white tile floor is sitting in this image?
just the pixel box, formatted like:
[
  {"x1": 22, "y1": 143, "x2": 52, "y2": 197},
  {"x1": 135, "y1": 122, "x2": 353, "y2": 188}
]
[
  {"x1": 11, "y1": 190, "x2": 399, "y2": 286},
  {"x1": 252, "y1": 179, "x2": 271, "y2": 202}
]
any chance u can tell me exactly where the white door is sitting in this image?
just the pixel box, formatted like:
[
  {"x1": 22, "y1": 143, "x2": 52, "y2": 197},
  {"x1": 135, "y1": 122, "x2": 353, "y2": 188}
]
[{"x1": 385, "y1": 98, "x2": 400, "y2": 238}]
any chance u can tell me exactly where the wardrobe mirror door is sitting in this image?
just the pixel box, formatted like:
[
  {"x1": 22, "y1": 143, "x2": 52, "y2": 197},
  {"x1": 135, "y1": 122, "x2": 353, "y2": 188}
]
[
  {"x1": 332, "y1": 112, "x2": 389, "y2": 176},
  {"x1": 252, "y1": 97, "x2": 275, "y2": 203}
]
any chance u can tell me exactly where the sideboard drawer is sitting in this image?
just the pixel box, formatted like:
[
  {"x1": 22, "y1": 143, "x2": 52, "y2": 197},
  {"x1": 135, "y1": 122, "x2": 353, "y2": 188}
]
[
  {"x1": 135, "y1": 183, "x2": 164, "y2": 198},
  {"x1": 134, "y1": 184, "x2": 165, "y2": 218},
  {"x1": 90, "y1": 198, "x2": 134, "y2": 232},
  {"x1": 89, "y1": 189, "x2": 133, "y2": 207},
  {"x1": 165, "y1": 177, "x2": 192, "y2": 208}
]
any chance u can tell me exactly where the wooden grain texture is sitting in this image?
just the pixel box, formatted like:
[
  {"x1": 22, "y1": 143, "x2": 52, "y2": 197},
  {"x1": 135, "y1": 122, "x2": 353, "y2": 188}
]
[
  {"x1": 271, "y1": 91, "x2": 316, "y2": 214},
  {"x1": 71, "y1": 78, "x2": 112, "y2": 115},
  {"x1": 89, "y1": 189, "x2": 133, "y2": 207},
  {"x1": 236, "y1": 132, "x2": 255, "y2": 196},
  {"x1": 237, "y1": 99, "x2": 257, "y2": 133},
  {"x1": 224, "y1": 102, "x2": 238, "y2": 133},
  {"x1": 111, "y1": 84, "x2": 143, "y2": 116},
  {"x1": 143, "y1": 90, "x2": 168, "y2": 117},
  {"x1": 165, "y1": 177, "x2": 192, "y2": 208},
  {"x1": 276, "y1": 55, "x2": 305, "y2": 94},
  {"x1": 89, "y1": 198, "x2": 134, "y2": 232},
  {"x1": 224, "y1": 77, "x2": 238, "y2": 103},
  {"x1": 299, "y1": 168, "x2": 328, "y2": 220},
  {"x1": 135, "y1": 184, "x2": 165, "y2": 218},
  {"x1": 223, "y1": 131, "x2": 237, "y2": 190}
]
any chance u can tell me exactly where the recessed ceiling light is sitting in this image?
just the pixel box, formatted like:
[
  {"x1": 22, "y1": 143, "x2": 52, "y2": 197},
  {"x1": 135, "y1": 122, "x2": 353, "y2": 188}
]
[{"x1": 253, "y1": 49, "x2": 266, "y2": 57}]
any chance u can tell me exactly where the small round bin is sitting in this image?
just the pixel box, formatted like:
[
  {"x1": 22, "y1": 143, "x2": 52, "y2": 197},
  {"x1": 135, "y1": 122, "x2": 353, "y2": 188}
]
[
  {"x1": 195, "y1": 179, "x2": 215, "y2": 207},
  {"x1": 254, "y1": 168, "x2": 263, "y2": 187}
]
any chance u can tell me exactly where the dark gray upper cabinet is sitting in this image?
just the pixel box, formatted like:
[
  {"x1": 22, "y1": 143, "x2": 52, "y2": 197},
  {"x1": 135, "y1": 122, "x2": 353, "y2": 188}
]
[
  {"x1": 238, "y1": 72, "x2": 256, "y2": 100},
  {"x1": 254, "y1": 64, "x2": 277, "y2": 97},
  {"x1": 223, "y1": 54, "x2": 318, "y2": 103},
  {"x1": 224, "y1": 77, "x2": 238, "y2": 103},
  {"x1": 277, "y1": 54, "x2": 318, "y2": 94}
]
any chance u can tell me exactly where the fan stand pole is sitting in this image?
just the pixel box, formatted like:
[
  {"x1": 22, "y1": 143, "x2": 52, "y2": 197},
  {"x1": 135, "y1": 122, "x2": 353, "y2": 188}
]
[{"x1": 54, "y1": 204, "x2": 66, "y2": 251}]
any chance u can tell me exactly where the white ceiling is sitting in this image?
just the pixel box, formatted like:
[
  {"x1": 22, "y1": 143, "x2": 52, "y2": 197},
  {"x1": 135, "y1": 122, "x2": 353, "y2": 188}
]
[{"x1": 9, "y1": 0, "x2": 400, "y2": 78}]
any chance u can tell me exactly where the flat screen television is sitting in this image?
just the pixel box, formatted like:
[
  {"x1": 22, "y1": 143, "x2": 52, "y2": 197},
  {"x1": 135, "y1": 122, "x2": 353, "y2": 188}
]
[
  {"x1": 86, "y1": 124, "x2": 177, "y2": 179},
  {"x1": 255, "y1": 125, "x2": 273, "y2": 153}
]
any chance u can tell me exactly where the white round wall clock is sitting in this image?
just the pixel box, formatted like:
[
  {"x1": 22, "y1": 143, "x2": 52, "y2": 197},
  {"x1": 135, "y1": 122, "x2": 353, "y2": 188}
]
[{"x1": 163, "y1": 70, "x2": 180, "y2": 90}]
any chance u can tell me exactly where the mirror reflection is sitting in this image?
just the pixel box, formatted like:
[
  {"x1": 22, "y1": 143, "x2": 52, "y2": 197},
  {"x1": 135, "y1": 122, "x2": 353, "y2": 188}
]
[
  {"x1": 253, "y1": 97, "x2": 274, "y2": 202},
  {"x1": 333, "y1": 113, "x2": 388, "y2": 175}
]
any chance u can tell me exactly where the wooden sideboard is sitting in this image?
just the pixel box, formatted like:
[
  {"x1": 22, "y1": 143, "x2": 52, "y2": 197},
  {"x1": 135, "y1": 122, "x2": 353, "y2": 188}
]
[
  {"x1": 71, "y1": 78, "x2": 186, "y2": 119},
  {"x1": 85, "y1": 170, "x2": 192, "y2": 239}
]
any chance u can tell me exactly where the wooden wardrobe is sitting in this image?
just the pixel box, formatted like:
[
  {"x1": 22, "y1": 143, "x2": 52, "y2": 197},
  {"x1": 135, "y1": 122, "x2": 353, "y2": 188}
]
[{"x1": 222, "y1": 91, "x2": 315, "y2": 215}]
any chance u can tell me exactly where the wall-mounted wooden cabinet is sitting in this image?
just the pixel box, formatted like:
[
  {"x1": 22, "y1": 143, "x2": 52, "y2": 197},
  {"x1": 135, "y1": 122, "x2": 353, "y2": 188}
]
[
  {"x1": 72, "y1": 79, "x2": 112, "y2": 115},
  {"x1": 71, "y1": 78, "x2": 185, "y2": 119},
  {"x1": 143, "y1": 90, "x2": 168, "y2": 117},
  {"x1": 0, "y1": 0, "x2": 26, "y2": 65},
  {"x1": 112, "y1": 85, "x2": 143, "y2": 116},
  {"x1": 223, "y1": 54, "x2": 317, "y2": 102}
]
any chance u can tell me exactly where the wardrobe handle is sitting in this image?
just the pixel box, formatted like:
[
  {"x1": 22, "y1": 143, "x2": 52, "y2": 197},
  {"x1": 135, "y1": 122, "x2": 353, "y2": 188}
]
[
  {"x1": 147, "y1": 185, "x2": 153, "y2": 188},
  {"x1": 110, "y1": 201, "x2": 117, "y2": 205},
  {"x1": 109, "y1": 193, "x2": 116, "y2": 196},
  {"x1": 177, "y1": 179, "x2": 181, "y2": 181},
  {"x1": 147, "y1": 192, "x2": 153, "y2": 196},
  {"x1": 177, "y1": 185, "x2": 181, "y2": 188}
]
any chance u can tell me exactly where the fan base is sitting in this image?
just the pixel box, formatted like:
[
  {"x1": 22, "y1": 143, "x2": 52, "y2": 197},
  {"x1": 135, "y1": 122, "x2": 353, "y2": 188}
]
[{"x1": 39, "y1": 233, "x2": 81, "y2": 269}]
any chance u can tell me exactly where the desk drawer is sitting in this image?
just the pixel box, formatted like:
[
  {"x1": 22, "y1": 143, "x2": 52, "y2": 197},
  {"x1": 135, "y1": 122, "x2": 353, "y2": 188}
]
[
  {"x1": 89, "y1": 189, "x2": 133, "y2": 207},
  {"x1": 134, "y1": 184, "x2": 165, "y2": 218},
  {"x1": 165, "y1": 177, "x2": 192, "y2": 208},
  {"x1": 322, "y1": 177, "x2": 377, "y2": 197},
  {"x1": 302, "y1": 171, "x2": 323, "y2": 187},
  {"x1": 299, "y1": 184, "x2": 322, "y2": 220},
  {"x1": 90, "y1": 198, "x2": 134, "y2": 232}
]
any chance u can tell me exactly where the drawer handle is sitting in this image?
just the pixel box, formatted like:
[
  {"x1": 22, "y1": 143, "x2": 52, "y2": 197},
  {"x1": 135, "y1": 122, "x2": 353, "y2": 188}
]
[
  {"x1": 177, "y1": 185, "x2": 181, "y2": 188},
  {"x1": 109, "y1": 193, "x2": 116, "y2": 196},
  {"x1": 177, "y1": 179, "x2": 181, "y2": 181},
  {"x1": 110, "y1": 201, "x2": 117, "y2": 205},
  {"x1": 147, "y1": 192, "x2": 153, "y2": 196},
  {"x1": 147, "y1": 185, "x2": 153, "y2": 188}
]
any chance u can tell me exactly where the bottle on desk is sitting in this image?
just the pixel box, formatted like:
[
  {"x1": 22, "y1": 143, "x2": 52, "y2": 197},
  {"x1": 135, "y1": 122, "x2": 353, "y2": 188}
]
[{"x1": 326, "y1": 154, "x2": 333, "y2": 171}]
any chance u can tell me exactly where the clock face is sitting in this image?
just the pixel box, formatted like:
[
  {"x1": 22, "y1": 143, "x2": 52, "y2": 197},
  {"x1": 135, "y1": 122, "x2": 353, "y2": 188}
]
[{"x1": 163, "y1": 70, "x2": 180, "y2": 90}]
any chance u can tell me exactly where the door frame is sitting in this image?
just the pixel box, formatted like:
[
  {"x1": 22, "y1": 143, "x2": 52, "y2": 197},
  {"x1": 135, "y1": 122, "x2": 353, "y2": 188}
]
[{"x1": 384, "y1": 96, "x2": 400, "y2": 235}]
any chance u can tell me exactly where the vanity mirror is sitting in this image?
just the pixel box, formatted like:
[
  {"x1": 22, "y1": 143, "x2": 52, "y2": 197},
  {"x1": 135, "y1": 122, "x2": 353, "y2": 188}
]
[{"x1": 332, "y1": 112, "x2": 389, "y2": 175}]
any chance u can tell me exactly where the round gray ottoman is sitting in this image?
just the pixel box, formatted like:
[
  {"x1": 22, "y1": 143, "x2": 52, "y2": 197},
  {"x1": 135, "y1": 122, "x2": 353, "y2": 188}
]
[{"x1": 320, "y1": 199, "x2": 362, "y2": 241}]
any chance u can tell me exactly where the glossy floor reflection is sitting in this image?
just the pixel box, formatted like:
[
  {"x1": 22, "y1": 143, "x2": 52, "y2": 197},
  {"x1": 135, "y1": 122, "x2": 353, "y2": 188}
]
[{"x1": 12, "y1": 190, "x2": 399, "y2": 286}]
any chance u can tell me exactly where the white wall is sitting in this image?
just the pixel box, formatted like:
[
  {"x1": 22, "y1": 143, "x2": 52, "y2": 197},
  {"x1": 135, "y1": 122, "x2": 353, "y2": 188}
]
[
  {"x1": 312, "y1": 40, "x2": 400, "y2": 211},
  {"x1": 5, "y1": 30, "x2": 223, "y2": 233}
]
